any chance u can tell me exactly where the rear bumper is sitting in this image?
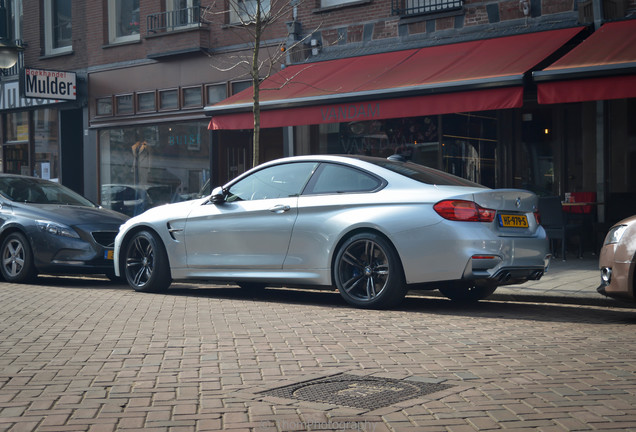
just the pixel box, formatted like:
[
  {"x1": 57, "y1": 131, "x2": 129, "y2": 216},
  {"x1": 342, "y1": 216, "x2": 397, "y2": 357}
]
[{"x1": 461, "y1": 257, "x2": 550, "y2": 285}]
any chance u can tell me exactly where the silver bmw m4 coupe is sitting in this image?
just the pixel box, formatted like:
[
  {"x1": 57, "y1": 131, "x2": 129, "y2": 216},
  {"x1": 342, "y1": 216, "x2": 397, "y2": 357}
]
[{"x1": 114, "y1": 155, "x2": 550, "y2": 308}]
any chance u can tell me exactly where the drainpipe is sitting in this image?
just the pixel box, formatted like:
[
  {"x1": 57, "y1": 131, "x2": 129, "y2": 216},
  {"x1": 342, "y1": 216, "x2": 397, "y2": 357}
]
[{"x1": 592, "y1": 0, "x2": 605, "y2": 224}]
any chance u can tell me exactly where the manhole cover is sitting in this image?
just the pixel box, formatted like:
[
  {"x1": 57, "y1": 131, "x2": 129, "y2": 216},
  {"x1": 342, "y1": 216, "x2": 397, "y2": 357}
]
[{"x1": 260, "y1": 374, "x2": 453, "y2": 410}]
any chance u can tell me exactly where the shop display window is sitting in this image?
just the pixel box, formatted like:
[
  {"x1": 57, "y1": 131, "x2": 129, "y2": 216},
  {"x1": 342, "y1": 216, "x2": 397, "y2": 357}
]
[
  {"x1": 313, "y1": 112, "x2": 499, "y2": 188},
  {"x1": 34, "y1": 109, "x2": 60, "y2": 180},
  {"x1": 99, "y1": 121, "x2": 210, "y2": 216}
]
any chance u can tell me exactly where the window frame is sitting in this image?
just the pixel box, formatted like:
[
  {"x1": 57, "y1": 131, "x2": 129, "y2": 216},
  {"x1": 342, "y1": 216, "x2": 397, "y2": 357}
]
[
  {"x1": 43, "y1": 0, "x2": 73, "y2": 55},
  {"x1": 303, "y1": 163, "x2": 385, "y2": 195},
  {"x1": 137, "y1": 92, "x2": 157, "y2": 113},
  {"x1": 228, "y1": 0, "x2": 271, "y2": 24},
  {"x1": 108, "y1": 0, "x2": 141, "y2": 44},
  {"x1": 182, "y1": 86, "x2": 203, "y2": 108},
  {"x1": 159, "y1": 88, "x2": 180, "y2": 110},
  {"x1": 166, "y1": 0, "x2": 201, "y2": 30},
  {"x1": 96, "y1": 97, "x2": 114, "y2": 116}
]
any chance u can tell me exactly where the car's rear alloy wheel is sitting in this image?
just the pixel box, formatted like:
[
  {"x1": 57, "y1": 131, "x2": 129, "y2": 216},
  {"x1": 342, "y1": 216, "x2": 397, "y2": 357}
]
[
  {"x1": 0, "y1": 232, "x2": 36, "y2": 283},
  {"x1": 439, "y1": 282, "x2": 497, "y2": 302},
  {"x1": 334, "y1": 233, "x2": 406, "y2": 309},
  {"x1": 124, "y1": 230, "x2": 171, "y2": 292}
]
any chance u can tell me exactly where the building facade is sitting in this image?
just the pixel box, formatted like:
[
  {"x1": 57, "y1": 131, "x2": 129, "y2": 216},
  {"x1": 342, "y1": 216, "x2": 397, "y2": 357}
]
[{"x1": 0, "y1": 0, "x2": 635, "y2": 241}]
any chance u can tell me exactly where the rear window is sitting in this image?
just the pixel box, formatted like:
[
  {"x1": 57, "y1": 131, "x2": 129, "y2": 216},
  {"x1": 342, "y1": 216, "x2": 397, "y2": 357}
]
[{"x1": 359, "y1": 157, "x2": 487, "y2": 188}]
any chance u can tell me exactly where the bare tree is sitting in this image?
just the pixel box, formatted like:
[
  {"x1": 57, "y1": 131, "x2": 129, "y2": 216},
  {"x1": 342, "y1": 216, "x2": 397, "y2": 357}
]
[{"x1": 203, "y1": 0, "x2": 316, "y2": 167}]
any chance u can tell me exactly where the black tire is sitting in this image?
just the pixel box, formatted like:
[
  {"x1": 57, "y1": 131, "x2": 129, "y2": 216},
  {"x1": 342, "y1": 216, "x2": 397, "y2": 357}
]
[
  {"x1": 334, "y1": 232, "x2": 406, "y2": 309},
  {"x1": 439, "y1": 282, "x2": 497, "y2": 302},
  {"x1": 0, "y1": 232, "x2": 36, "y2": 283},
  {"x1": 105, "y1": 269, "x2": 123, "y2": 283},
  {"x1": 123, "y1": 230, "x2": 171, "y2": 292}
]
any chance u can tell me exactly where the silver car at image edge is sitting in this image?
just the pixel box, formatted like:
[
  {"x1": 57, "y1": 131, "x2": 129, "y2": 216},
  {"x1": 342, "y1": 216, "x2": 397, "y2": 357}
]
[{"x1": 114, "y1": 155, "x2": 550, "y2": 309}]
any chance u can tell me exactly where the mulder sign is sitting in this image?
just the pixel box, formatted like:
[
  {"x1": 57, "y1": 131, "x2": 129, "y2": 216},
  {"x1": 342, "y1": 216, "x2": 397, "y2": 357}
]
[{"x1": 23, "y1": 68, "x2": 76, "y2": 101}]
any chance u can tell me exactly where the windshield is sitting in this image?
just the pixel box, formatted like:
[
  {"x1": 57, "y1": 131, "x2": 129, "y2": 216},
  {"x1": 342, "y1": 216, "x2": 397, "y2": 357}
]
[
  {"x1": 354, "y1": 156, "x2": 487, "y2": 188},
  {"x1": 0, "y1": 176, "x2": 96, "y2": 207}
]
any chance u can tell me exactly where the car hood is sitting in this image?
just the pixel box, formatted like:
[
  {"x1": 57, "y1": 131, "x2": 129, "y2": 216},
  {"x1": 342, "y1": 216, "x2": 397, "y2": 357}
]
[
  {"x1": 126, "y1": 198, "x2": 205, "y2": 224},
  {"x1": 14, "y1": 203, "x2": 129, "y2": 226}
]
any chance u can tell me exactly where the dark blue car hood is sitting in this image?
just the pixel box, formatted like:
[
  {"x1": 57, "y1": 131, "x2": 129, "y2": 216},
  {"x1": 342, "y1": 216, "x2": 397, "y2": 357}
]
[{"x1": 13, "y1": 203, "x2": 129, "y2": 227}]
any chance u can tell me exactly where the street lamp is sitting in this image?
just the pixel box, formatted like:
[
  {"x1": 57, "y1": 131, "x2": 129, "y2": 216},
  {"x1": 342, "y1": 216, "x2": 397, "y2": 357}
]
[
  {"x1": 0, "y1": 0, "x2": 22, "y2": 69},
  {"x1": 0, "y1": 38, "x2": 22, "y2": 68}
]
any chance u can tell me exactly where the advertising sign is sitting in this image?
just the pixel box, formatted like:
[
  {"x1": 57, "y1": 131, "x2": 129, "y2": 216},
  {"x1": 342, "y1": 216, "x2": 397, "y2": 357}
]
[{"x1": 23, "y1": 68, "x2": 76, "y2": 101}]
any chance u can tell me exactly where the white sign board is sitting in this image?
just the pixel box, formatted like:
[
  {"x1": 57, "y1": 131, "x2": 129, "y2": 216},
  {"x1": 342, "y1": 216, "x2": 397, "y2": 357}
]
[{"x1": 23, "y1": 68, "x2": 77, "y2": 101}]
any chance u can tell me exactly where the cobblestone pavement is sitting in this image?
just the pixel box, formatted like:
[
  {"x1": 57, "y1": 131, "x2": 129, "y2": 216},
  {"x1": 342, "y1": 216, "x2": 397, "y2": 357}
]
[{"x1": 1, "y1": 273, "x2": 635, "y2": 432}]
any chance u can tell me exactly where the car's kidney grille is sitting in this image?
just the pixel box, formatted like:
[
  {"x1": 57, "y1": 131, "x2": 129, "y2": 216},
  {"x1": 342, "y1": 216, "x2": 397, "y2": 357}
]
[{"x1": 92, "y1": 231, "x2": 118, "y2": 247}]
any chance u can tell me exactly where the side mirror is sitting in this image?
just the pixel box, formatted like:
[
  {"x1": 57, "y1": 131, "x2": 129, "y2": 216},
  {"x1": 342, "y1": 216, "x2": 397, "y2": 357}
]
[{"x1": 210, "y1": 186, "x2": 226, "y2": 204}]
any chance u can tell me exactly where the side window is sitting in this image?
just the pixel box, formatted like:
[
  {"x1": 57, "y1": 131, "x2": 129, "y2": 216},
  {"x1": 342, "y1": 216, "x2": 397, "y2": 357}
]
[
  {"x1": 227, "y1": 162, "x2": 317, "y2": 201},
  {"x1": 308, "y1": 163, "x2": 382, "y2": 194}
]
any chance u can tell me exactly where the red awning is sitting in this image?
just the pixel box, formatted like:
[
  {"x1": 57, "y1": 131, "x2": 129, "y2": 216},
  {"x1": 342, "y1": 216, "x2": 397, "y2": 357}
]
[
  {"x1": 535, "y1": 20, "x2": 636, "y2": 104},
  {"x1": 207, "y1": 27, "x2": 584, "y2": 130}
]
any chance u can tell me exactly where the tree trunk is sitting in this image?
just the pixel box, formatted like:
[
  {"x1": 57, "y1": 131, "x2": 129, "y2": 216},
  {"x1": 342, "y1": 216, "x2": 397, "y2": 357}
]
[{"x1": 251, "y1": 1, "x2": 262, "y2": 168}]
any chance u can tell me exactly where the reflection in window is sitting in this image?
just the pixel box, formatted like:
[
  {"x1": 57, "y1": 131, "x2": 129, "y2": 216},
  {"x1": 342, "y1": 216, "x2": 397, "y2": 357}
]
[
  {"x1": 207, "y1": 84, "x2": 227, "y2": 104},
  {"x1": 45, "y1": 0, "x2": 72, "y2": 54},
  {"x1": 99, "y1": 122, "x2": 210, "y2": 216},
  {"x1": 116, "y1": 94, "x2": 134, "y2": 114},
  {"x1": 97, "y1": 97, "x2": 113, "y2": 116},
  {"x1": 34, "y1": 109, "x2": 60, "y2": 180},
  {"x1": 160, "y1": 89, "x2": 179, "y2": 110},
  {"x1": 108, "y1": 0, "x2": 140, "y2": 43},
  {"x1": 183, "y1": 87, "x2": 202, "y2": 107},
  {"x1": 314, "y1": 112, "x2": 498, "y2": 188},
  {"x1": 231, "y1": 80, "x2": 252, "y2": 95},
  {"x1": 166, "y1": 0, "x2": 200, "y2": 28},
  {"x1": 229, "y1": 0, "x2": 271, "y2": 23},
  {"x1": 227, "y1": 162, "x2": 317, "y2": 201},
  {"x1": 309, "y1": 164, "x2": 381, "y2": 194},
  {"x1": 137, "y1": 92, "x2": 156, "y2": 112}
]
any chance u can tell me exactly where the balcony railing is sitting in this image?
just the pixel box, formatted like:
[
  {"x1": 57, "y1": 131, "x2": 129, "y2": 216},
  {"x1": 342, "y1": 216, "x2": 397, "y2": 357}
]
[
  {"x1": 147, "y1": 5, "x2": 206, "y2": 34},
  {"x1": 392, "y1": 0, "x2": 463, "y2": 16}
]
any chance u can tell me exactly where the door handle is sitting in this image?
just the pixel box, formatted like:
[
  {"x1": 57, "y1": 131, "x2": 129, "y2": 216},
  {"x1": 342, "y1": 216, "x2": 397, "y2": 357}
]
[{"x1": 269, "y1": 204, "x2": 291, "y2": 213}]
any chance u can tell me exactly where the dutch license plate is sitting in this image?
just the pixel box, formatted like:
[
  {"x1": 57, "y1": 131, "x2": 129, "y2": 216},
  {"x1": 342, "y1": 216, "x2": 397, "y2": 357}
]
[
  {"x1": 499, "y1": 214, "x2": 529, "y2": 228},
  {"x1": 104, "y1": 250, "x2": 114, "y2": 260}
]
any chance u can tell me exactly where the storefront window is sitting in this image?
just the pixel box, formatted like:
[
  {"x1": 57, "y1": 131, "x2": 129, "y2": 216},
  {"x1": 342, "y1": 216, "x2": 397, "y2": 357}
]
[
  {"x1": 313, "y1": 112, "x2": 499, "y2": 187},
  {"x1": 99, "y1": 121, "x2": 210, "y2": 216},
  {"x1": 4, "y1": 112, "x2": 29, "y2": 175},
  {"x1": 33, "y1": 109, "x2": 60, "y2": 180},
  {"x1": 441, "y1": 113, "x2": 497, "y2": 188}
]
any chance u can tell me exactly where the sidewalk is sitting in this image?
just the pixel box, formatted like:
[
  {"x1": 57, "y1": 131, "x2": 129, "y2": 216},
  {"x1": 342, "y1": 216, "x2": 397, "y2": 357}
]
[
  {"x1": 415, "y1": 253, "x2": 636, "y2": 307},
  {"x1": 489, "y1": 254, "x2": 633, "y2": 307}
]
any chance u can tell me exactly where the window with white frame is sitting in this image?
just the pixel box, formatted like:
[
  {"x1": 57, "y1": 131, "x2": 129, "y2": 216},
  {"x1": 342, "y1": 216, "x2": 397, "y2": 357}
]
[
  {"x1": 166, "y1": 0, "x2": 200, "y2": 29},
  {"x1": 108, "y1": 0, "x2": 140, "y2": 44},
  {"x1": 10, "y1": 0, "x2": 23, "y2": 41},
  {"x1": 229, "y1": 0, "x2": 271, "y2": 24},
  {"x1": 44, "y1": 0, "x2": 72, "y2": 55}
]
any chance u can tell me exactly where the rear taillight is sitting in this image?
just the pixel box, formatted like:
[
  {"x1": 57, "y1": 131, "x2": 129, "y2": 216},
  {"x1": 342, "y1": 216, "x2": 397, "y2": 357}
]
[
  {"x1": 433, "y1": 200, "x2": 496, "y2": 222},
  {"x1": 534, "y1": 211, "x2": 541, "y2": 225}
]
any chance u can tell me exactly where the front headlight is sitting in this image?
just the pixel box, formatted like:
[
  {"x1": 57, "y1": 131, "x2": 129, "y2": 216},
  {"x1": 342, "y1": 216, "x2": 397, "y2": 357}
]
[
  {"x1": 604, "y1": 224, "x2": 628, "y2": 245},
  {"x1": 36, "y1": 220, "x2": 80, "y2": 239}
]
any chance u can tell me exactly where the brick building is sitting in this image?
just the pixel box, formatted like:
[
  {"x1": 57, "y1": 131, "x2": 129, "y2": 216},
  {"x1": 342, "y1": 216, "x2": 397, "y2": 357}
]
[{"x1": 1, "y1": 0, "x2": 635, "y2": 234}]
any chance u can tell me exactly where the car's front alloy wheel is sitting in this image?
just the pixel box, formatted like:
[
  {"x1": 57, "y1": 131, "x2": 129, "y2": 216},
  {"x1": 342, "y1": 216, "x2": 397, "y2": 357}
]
[
  {"x1": 334, "y1": 232, "x2": 406, "y2": 309},
  {"x1": 0, "y1": 232, "x2": 36, "y2": 283},
  {"x1": 124, "y1": 230, "x2": 171, "y2": 292}
]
